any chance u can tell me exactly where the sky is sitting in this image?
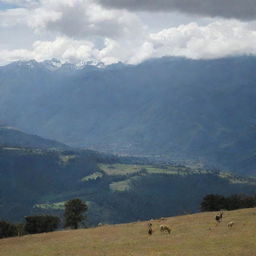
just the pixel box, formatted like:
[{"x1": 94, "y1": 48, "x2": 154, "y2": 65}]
[{"x1": 1, "y1": 0, "x2": 256, "y2": 66}]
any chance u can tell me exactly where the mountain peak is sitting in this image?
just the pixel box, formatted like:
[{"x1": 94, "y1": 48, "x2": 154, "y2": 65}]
[{"x1": 41, "y1": 58, "x2": 63, "y2": 70}]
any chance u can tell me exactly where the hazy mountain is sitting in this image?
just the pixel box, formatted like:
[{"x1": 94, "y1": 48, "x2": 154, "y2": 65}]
[
  {"x1": 1, "y1": 57, "x2": 256, "y2": 175},
  {"x1": 0, "y1": 126, "x2": 68, "y2": 149}
]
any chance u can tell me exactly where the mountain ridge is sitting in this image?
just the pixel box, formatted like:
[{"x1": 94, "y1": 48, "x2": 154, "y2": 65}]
[
  {"x1": 0, "y1": 126, "x2": 69, "y2": 149},
  {"x1": 1, "y1": 56, "x2": 256, "y2": 175}
]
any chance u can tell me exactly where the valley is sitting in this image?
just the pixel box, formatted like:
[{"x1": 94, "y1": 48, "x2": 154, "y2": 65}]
[{"x1": 1, "y1": 57, "x2": 256, "y2": 175}]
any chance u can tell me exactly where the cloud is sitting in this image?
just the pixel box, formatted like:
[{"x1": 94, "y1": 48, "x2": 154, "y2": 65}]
[
  {"x1": 0, "y1": 0, "x2": 144, "y2": 39},
  {"x1": 1, "y1": 1, "x2": 256, "y2": 66},
  {"x1": 149, "y1": 20, "x2": 256, "y2": 59},
  {"x1": 2, "y1": 19, "x2": 256, "y2": 66},
  {"x1": 0, "y1": 6, "x2": 60, "y2": 28},
  {"x1": 97, "y1": 0, "x2": 256, "y2": 20},
  {"x1": 0, "y1": 37, "x2": 97, "y2": 65},
  {"x1": 45, "y1": 1, "x2": 142, "y2": 39}
]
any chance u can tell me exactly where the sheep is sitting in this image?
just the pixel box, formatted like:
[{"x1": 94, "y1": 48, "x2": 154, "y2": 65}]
[
  {"x1": 215, "y1": 211, "x2": 223, "y2": 223},
  {"x1": 160, "y1": 225, "x2": 171, "y2": 234},
  {"x1": 147, "y1": 222, "x2": 153, "y2": 235},
  {"x1": 227, "y1": 221, "x2": 234, "y2": 228}
]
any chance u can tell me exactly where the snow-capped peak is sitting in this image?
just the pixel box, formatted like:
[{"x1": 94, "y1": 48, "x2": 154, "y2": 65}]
[{"x1": 42, "y1": 58, "x2": 64, "y2": 71}]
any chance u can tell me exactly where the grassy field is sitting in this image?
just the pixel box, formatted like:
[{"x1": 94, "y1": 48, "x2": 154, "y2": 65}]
[
  {"x1": 99, "y1": 163, "x2": 256, "y2": 187},
  {"x1": 1, "y1": 208, "x2": 256, "y2": 256}
]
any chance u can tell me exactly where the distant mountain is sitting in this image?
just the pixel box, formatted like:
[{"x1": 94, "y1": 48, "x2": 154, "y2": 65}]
[
  {"x1": 0, "y1": 126, "x2": 68, "y2": 149},
  {"x1": 1, "y1": 56, "x2": 256, "y2": 175}
]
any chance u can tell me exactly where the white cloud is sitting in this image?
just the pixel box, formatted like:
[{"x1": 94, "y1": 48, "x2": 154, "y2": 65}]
[
  {"x1": 1, "y1": 1, "x2": 256, "y2": 66},
  {"x1": 0, "y1": 37, "x2": 98, "y2": 65},
  {"x1": 0, "y1": 0, "x2": 144, "y2": 39},
  {"x1": 0, "y1": 8, "x2": 28, "y2": 27},
  {"x1": 2, "y1": 19, "x2": 256, "y2": 66},
  {"x1": 149, "y1": 20, "x2": 256, "y2": 59}
]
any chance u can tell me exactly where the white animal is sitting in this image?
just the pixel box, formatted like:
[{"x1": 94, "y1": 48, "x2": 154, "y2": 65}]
[
  {"x1": 160, "y1": 225, "x2": 171, "y2": 234},
  {"x1": 227, "y1": 221, "x2": 234, "y2": 228}
]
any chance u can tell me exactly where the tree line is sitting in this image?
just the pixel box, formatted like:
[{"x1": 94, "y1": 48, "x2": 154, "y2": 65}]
[
  {"x1": 201, "y1": 194, "x2": 256, "y2": 212},
  {"x1": 0, "y1": 198, "x2": 87, "y2": 239}
]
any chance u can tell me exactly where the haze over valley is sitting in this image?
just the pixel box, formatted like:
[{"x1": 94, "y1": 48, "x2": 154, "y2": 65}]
[{"x1": 1, "y1": 56, "x2": 256, "y2": 175}]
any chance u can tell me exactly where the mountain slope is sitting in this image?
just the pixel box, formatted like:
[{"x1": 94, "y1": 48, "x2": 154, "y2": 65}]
[
  {"x1": 1, "y1": 57, "x2": 256, "y2": 174},
  {"x1": 1, "y1": 208, "x2": 255, "y2": 256},
  {"x1": 1, "y1": 146, "x2": 256, "y2": 224},
  {"x1": 0, "y1": 126, "x2": 68, "y2": 149}
]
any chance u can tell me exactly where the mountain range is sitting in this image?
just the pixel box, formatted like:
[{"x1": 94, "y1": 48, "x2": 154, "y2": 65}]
[{"x1": 1, "y1": 56, "x2": 256, "y2": 175}]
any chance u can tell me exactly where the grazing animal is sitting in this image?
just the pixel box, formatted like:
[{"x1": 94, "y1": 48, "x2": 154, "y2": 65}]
[
  {"x1": 148, "y1": 222, "x2": 153, "y2": 235},
  {"x1": 215, "y1": 211, "x2": 223, "y2": 223},
  {"x1": 160, "y1": 225, "x2": 171, "y2": 234},
  {"x1": 227, "y1": 221, "x2": 234, "y2": 228}
]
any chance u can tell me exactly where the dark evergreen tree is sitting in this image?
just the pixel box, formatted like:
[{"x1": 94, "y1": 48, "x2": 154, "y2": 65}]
[
  {"x1": 201, "y1": 194, "x2": 226, "y2": 211},
  {"x1": 201, "y1": 194, "x2": 256, "y2": 212},
  {"x1": 0, "y1": 220, "x2": 17, "y2": 238},
  {"x1": 24, "y1": 215, "x2": 60, "y2": 234},
  {"x1": 64, "y1": 198, "x2": 88, "y2": 229}
]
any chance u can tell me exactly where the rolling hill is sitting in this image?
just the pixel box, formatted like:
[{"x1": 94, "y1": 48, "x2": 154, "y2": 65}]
[
  {"x1": 1, "y1": 57, "x2": 256, "y2": 175},
  {"x1": 1, "y1": 144, "x2": 256, "y2": 225},
  {"x1": 0, "y1": 208, "x2": 255, "y2": 256}
]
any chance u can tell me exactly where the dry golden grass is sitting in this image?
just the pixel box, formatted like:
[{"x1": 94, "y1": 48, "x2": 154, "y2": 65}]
[{"x1": 1, "y1": 208, "x2": 256, "y2": 256}]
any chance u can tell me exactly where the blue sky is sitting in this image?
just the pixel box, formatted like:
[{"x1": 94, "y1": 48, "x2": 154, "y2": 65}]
[
  {"x1": 0, "y1": 2, "x2": 17, "y2": 9},
  {"x1": 0, "y1": 0, "x2": 256, "y2": 66}
]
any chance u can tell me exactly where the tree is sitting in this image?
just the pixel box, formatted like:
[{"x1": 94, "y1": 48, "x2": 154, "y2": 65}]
[
  {"x1": 201, "y1": 193, "x2": 256, "y2": 212},
  {"x1": 201, "y1": 194, "x2": 226, "y2": 211},
  {"x1": 0, "y1": 220, "x2": 17, "y2": 238},
  {"x1": 24, "y1": 215, "x2": 60, "y2": 234},
  {"x1": 64, "y1": 198, "x2": 88, "y2": 229}
]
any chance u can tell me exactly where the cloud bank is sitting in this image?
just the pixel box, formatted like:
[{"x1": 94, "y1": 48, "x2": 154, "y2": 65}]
[
  {"x1": 0, "y1": 0, "x2": 143, "y2": 38},
  {"x1": 1, "y1": 19, "x2": 256, "y2": 66},
  {"x1": 98, "y1": 0, "x2": 256, "y2": 20},
  {"x1": 1, "y1": 0, "x2": 256, "y2": 66}
]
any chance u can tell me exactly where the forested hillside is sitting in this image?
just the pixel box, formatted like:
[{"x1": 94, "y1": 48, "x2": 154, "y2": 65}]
[
  {"x1": 1, "y1": 57, "x2": 256, "y2": 175},
  {"x1": 1, "y1": 146, "x2": 256, "y2": 225}
]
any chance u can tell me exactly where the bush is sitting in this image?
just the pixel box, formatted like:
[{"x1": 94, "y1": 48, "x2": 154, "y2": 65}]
[{"x1": 24, "y1": 215, "x2": 60, "y2": 234}]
